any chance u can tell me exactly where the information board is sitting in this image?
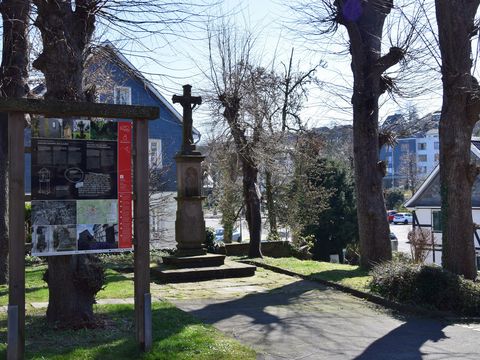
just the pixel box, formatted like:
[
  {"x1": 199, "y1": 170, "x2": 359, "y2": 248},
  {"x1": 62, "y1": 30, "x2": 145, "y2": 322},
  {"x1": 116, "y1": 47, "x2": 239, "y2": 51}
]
[{"x1": 31, "y1": 117, "x2": 133, "y2": 255}]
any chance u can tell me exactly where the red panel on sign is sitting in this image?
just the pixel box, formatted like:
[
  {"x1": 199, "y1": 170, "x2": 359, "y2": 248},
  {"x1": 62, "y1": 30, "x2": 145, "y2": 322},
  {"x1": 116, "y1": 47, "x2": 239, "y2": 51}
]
[{"x1": 118, "y1": 122, "x2": 132, "y2": 248}]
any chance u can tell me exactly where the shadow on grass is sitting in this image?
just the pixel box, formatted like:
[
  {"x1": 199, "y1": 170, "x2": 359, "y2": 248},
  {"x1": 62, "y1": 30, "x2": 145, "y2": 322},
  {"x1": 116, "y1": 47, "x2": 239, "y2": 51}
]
[
  {"x1": 0, "y1": 270, "x2": 131, "y2": 303},
  {"x1": 104, "y1": 272, "x2": 132, "y2": 284},
  {"x1": 0, "y1": 303, "x2": 229, "y2": 360}
]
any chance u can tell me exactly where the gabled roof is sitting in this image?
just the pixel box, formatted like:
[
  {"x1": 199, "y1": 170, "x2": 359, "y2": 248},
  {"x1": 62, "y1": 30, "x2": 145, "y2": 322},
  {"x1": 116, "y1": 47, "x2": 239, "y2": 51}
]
[
  {"x1": 97, "y1": 41, "x2": 200, "y2": 139},
  {"x1": 405, "y1": 138, "x2": 480, "y2": 208},
  {"x1": 30, "y1": 41, "x2": 200, "y2": 140}
]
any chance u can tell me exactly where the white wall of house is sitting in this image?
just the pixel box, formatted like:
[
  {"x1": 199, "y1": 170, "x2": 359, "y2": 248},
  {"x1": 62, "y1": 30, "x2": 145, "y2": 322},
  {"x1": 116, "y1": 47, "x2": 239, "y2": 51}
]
[
  {"x1": 411, "y1": 207, "x2": 480, "y2": 266},
  {"x1": 149, "y1": 191, "x2": 177, "y2": 249}
]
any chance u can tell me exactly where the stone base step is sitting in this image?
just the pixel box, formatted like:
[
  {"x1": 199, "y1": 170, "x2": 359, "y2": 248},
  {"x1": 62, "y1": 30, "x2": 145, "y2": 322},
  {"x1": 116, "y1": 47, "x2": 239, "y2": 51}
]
[
  {"x1": 152, "y1": 260, "x2": 256, "y2": 283},
  {"x1": 162, "y1": 253, "x2": 225, "y2": 268}
]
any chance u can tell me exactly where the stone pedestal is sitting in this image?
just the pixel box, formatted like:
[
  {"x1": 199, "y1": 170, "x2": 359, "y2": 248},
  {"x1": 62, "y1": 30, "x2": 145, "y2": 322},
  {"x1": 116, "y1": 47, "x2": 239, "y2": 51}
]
[{"x1": 174, "y1": 153, "x2": 207, "y2": 256}]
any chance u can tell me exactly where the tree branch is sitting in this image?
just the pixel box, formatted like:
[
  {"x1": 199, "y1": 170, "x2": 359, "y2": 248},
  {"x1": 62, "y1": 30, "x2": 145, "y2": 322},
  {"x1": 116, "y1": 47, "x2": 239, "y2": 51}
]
[
  {"x1": 374, "y1": 46, "x2": 405, "y2": 74},
  {"x1": 467, "y1": 75, "x2": 480, "y2": 125}
]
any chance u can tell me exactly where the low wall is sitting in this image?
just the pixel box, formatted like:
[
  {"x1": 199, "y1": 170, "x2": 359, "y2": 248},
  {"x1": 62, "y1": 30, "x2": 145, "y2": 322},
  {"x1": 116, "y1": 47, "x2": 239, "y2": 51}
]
[{"x1": 220, "y1": 241, "x2": 292, "y2": 258}]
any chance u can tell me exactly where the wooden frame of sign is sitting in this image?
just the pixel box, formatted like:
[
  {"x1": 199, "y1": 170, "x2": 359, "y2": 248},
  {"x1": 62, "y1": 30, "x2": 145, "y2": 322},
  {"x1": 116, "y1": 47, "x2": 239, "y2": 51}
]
[{"x1": 0, "y1": 98, "x2": 158, "y2": 359}]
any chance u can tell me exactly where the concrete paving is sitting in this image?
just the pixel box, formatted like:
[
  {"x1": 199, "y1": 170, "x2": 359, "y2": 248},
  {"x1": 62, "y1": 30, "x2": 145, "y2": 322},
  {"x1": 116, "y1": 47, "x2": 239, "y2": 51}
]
[{"x1": 167, "y1": 269, "x2": 480, "y2": 360}]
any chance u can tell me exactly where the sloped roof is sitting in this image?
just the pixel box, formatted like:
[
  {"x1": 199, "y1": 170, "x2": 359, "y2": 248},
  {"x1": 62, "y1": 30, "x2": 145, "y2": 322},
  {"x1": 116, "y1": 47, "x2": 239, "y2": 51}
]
[
  {"x1": 95, "y1": 41, "x2": 201, "y2": 139},
  {"x1": 30, "y1": 41, "x2": 200, "y2": 139},
  {"x1": 405, "y1": 139, "x2": 480, "y2": 208}
]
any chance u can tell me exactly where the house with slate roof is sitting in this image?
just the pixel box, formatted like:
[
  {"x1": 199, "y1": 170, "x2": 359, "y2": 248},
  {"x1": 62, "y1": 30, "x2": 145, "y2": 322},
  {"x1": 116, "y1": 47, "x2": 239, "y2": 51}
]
[
  {"x1": 27, "y1": 42, "x2": 198, "y2": 248},
  {"x1": 405, "y1": 139, "x2": 480, "y2": 266}
]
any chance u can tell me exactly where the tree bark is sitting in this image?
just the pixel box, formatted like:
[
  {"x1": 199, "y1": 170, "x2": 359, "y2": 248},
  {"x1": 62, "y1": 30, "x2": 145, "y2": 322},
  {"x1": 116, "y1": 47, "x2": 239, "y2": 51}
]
[
  {"x1": 220, "y1": 94, "x2": 262, "y2": 257},
  {"x1": 33, "y1": 0, "x2": 104, "y2": 326},
  {"x1": 336, "y1": 1, "x2": 403, "y2": 267},
  {"x1": 243, "y1": 161, "x2": 262, "y2": 258},
  {"x1": 0, "y1": 0, "x2": 30, "y2": 284},
  {"x1": 436, "y1": 0, "x2": 480, "y2": 280}
]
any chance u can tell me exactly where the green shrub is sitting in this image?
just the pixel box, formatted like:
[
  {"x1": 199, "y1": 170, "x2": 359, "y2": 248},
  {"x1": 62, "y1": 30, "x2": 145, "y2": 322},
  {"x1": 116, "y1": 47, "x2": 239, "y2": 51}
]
[
  {"x1": 370, "y1": 260, "x2": 480, "y2": 316},
  {"x1": 204, "y1": 227, "x2": 225, "y2": 253},
  {"x1": 384, "y1": 189, "x2": 404, "y2": 210}
]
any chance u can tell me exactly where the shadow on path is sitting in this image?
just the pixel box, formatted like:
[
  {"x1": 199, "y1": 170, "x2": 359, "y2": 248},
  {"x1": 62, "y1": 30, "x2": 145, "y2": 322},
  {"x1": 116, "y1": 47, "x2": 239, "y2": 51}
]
[
  {"x1": 174, "y1": 277, "x2": 479, "y2": 359},
  {"x1": 354, "y1": 320, "x2": 448, "y2": 360}
]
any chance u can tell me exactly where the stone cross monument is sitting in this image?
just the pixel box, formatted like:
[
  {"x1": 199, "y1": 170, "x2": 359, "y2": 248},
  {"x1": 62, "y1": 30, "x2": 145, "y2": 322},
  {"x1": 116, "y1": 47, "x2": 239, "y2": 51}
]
[
  {"x1": 172, "y1": 84, "x2": 207, "y2": 256},
  {"x1": 172, "y1": 84, "x2": 202, "y2": 155}
]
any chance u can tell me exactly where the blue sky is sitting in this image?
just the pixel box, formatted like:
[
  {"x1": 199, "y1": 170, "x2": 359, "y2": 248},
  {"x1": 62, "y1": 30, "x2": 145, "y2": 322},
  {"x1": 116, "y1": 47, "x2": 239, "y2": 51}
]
[
  {"x1": 94, "y1": 0, "x2": 451, "y2": 133},
  {"x1": 3, "y1": 1, "x2": 478, "y2": 132}
]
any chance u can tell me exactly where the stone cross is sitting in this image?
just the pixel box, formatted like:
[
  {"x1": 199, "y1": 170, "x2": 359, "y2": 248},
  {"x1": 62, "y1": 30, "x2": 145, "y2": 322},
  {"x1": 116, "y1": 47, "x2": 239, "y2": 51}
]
[{"x1": 172, "y1": 84, "x2": 202, "y2": 154}]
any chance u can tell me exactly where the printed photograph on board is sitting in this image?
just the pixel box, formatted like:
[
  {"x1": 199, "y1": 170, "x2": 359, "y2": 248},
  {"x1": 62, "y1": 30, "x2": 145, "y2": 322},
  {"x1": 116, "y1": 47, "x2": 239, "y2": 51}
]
[
  {"x1": 52, "y1": 225, "x2": 77, "y2": 252},
  {"x1": 32, "y1": 225, "x2": 53, "y2": 254},
  {"x1": 77, "y1": 224, "x2": 118, "y2": 250},
  {"x1": 76, "y1": 199, "x2": 118, "y2": 224},
  {"x1": 73, "y1": 119, "x2": 91, "y2": 139},
  {"x1": 90, "y1": 119, "x2": 118, "y2": 141},
  {"x1": 31, "y1": 117, "x2": 79, "y2": 139},
  {"x1": 31, "y1": 200, "x2": 76, "y2": 226}
]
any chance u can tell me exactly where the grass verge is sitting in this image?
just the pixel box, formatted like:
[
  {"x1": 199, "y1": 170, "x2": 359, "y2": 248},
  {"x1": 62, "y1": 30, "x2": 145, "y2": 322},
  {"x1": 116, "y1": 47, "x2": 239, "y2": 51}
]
[
  {"x1": 0, "y1": 302, "x2": 256, "y2": 359},
  {"x1": 255, "y1": 257, "x2": 372, "y2": 292},
  {"x1": 0, "y1": 266, "x2": 134, "y2": 306}
]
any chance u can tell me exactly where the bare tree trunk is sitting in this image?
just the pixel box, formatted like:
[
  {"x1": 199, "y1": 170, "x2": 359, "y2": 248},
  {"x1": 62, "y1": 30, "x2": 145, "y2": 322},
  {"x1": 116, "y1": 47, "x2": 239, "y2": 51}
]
[
  {"x1": 0, "y1": 0, "x2": 30, "y2": 284},
  {"x1": 220, "y1": 94, "x2": 262, "y2": 258},
  {"x1": 243, "y1": 162, "x2": 262, "y2": 258},
  {"x1": 336, "y1": 1, "x2": 403, "y2": 267},
  {"x1": 33, "y1": 0, "x2": 104, "y2": 326},
  {"x1": 436, "y1": 0, "x2": 480, "y2": 280},
  {"x1": 265, "y1": 170, "x2": 278, "y2": 239}
]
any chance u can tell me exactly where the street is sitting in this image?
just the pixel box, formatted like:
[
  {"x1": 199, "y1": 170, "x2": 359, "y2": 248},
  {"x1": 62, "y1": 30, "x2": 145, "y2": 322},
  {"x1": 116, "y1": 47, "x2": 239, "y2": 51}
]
[{"x1": 389, "y1": 222, "x2": 412, "y2": 255}]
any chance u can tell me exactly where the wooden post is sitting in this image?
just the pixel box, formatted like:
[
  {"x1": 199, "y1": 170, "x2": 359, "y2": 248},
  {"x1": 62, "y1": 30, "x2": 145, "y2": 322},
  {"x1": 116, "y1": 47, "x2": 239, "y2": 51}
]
[
  {"x1": 7, "y1": 112, "x2": 25, "y2": 359},
  {"x1": 134, "y1": 119, "x2": 151, "y2": 350}
]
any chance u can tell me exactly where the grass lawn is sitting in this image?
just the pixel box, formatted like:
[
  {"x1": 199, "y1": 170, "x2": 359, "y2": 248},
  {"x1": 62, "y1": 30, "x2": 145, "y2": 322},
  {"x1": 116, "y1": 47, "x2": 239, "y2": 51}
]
[
  {"x1": 257, "y1": 257, "x2": 372, "y2": 292},
  {"x1": 0, "y1": 265, "x2": 134, "y2": 306},
  {"x1": 0, "y1": 302, "x2": 256, "y2": 359}
]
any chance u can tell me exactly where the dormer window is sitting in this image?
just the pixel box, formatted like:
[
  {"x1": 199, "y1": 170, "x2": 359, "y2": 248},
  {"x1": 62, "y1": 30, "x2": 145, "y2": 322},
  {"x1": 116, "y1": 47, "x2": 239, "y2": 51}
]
[{"x1": 114, "y1": 86, "x2": 131, "y2": 105}]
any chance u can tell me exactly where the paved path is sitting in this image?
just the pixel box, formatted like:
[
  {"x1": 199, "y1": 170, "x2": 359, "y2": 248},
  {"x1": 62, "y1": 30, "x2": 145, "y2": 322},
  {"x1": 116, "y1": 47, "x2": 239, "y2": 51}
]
[{"x1": 164, "y1": 269, "x2": 480, "y2": 360}]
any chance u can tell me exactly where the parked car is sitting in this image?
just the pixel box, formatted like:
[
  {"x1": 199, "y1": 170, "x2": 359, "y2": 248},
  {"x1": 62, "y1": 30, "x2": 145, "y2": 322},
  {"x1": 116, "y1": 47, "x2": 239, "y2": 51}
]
[
  {"x1": 387, "y1": 210, "x2": 397, "y2": 223},
  {"x1": 215, "y1": 228, "x2": 241, "y2": 242},
  {"x1": 393, "y1": 213, "x2": 413, "y2": 225}
]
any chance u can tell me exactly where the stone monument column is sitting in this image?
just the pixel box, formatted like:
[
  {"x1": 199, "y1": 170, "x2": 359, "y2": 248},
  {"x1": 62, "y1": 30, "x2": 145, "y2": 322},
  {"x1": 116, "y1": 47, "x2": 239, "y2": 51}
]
[{"x1": 172, "y1": 85, "x2": 206, "y2": 256}]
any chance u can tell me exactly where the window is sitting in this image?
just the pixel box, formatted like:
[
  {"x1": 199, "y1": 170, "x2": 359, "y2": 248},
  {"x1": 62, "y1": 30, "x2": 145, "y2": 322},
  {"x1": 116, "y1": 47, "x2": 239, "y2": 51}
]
[
  {"x1": 432, "y1": 210, "x2": 442, "y2": 232},
  {"x1": 418, "y1": 142, "x2": 427, "y2": 150},
  {"x1": 149, "y1": 139, "x2": 162, "y2": 169},
  {"x1": 434, "y1": 153, "x2": 439, "y2": 162},
  {"x1": 418, "y1": 154, "x2": 427, "y2": 162},
  {"x1": 401, "y1": 143, "x2": 409, "y2": 151},
  {"x1": 150, "y1": 209, "x2": 164, "y2": 234},
  {"x1": 434, "y1": 142, "x2": 439, "y2": 150},
  {"x1": 114, "y1": 86, "x2": 131, "y2": 105},
  {"x1": 418, "y1": 166, "x2": 427, "y2": 174}
]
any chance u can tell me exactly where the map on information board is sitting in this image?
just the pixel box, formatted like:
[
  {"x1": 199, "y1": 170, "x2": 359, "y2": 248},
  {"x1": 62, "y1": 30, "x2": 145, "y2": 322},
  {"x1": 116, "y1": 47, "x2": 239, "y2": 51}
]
[{"x1": 31, "y1": 117, "x2": 133, "y2": 256}]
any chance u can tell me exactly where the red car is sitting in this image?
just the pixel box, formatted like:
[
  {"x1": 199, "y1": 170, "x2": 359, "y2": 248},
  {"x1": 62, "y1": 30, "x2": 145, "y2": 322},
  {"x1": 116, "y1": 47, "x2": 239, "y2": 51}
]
[{"x1": 387, "y1": 210, "x2": 397, "y2": 223}]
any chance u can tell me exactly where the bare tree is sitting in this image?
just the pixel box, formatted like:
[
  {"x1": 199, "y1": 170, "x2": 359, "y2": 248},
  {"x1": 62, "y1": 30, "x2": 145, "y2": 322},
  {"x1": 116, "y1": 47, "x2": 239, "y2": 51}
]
[
  {"x1": 263, "y1": 48, "x2": 319, "y2": 239},
  {"x1": 399, "y1": 151, "x2": 419, "y2": 194},
  {"x1": 291, "y1": 1, "x2": 414, "y2": 267},
  {"x1": 206, "y1": 21, "x2": 271, "y2": 257},
  {"x1": 0, "y1": 0, "x2": 30, "y2": 284},
  {"x1": 435, "y1": 0, "x2": 480, "y2": 280}
]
